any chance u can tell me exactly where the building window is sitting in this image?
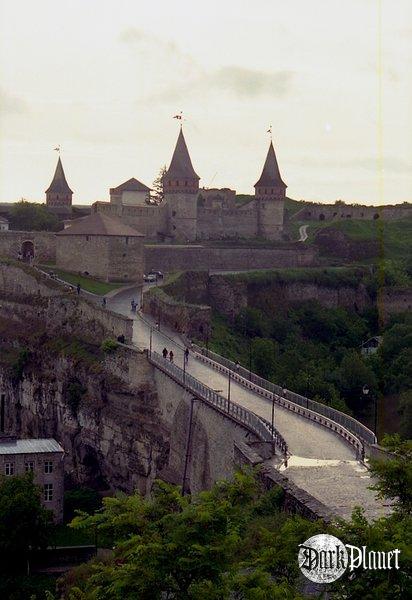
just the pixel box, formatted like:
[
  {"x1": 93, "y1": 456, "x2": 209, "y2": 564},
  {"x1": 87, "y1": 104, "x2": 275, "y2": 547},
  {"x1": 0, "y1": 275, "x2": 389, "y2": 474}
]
[
  {"x1": 44, "y1": 461, "x2": 53, "y2": 474},
  {"x1": 25, "y1": 461, "x2": 34, "y2": 472},
  {"x1": 176, "y1": 180, "x2": 179, "y2": 186},
  {"x1": 44, "y1": 483, "x2": 53, "y2": 502},
  {"x1": 86, "y1": 235, "x2": 90, "y2": 241},
  {"x1": 5, "y1": 462, "x2": 14, "y2": 476},
  {"x1": 185, "y1": 181, "x2": 188, "y2": 187}
]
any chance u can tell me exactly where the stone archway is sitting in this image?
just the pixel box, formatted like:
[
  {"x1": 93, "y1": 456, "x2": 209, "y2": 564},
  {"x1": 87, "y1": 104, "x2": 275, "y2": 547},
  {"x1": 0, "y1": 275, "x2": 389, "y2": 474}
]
[{"x1": 21, "y1": 240, "x2": 35, "y2": 261}]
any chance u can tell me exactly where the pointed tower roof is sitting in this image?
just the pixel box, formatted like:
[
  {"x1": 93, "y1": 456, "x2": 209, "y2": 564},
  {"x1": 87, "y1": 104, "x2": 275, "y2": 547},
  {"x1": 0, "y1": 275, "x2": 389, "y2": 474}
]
[
  {"x1": 46, "y1": 157, "x2": 73, "y2": 194},
  {"x1": 254, "y1": 141, "x2": 286, "y2": 188},
  {"x1": 166, "y1": 127, "x2": 199, "y2": 180}
]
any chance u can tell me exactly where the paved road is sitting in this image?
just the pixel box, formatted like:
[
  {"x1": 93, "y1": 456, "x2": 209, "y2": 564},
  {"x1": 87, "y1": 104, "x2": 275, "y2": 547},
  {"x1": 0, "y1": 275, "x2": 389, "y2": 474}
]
[
  {"x1": 298, "y1": 224, "x2": 308, "y2": 242},
  {"x1": 108, "y1": 286, "x2": 389, "y2": 521}
]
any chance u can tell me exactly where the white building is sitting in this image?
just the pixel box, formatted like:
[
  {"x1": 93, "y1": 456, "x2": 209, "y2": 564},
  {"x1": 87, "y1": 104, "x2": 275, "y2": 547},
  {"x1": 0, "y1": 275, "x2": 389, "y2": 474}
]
[
  {"x1": 109, "y1": 178, "x2": 151, "y2": 207},
  {"x1": 0, "y1": 216, "x2": 9, "y2": 231},
  {"x1": 0, "y1": 437, "x2": 64, "y2": 522}
]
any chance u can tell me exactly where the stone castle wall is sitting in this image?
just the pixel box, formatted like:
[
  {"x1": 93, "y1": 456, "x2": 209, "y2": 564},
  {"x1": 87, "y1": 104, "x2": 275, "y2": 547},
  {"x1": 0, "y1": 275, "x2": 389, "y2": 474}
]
[
  {"x1": 0, "y1": 230, "x2": 56, "y2": 262},
  {"x1": 92, "y1": 201, "x2": 167, "y2": 239},
  {"x1": 0, "y1": 261, "x2": 133, "y2": 342},
  {"x1": 293, "y1": 203, "x2": 412, "y2": 222},
  {"x1": 144, "y1": 243, "x2": 317, "y2": 272}
]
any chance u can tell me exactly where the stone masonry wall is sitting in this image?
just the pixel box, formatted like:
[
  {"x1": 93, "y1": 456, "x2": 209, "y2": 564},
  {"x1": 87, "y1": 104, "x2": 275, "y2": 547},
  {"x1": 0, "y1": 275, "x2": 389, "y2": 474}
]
[
  {"x1": 144, "y1": 243, "x2": 317, "y2": 272},
  {"x1": 0, "y1": 261, "x2": 133, "y2": 342},
  {"x1": 0, "y1": 230, "x2": 56, "y2": 262}
]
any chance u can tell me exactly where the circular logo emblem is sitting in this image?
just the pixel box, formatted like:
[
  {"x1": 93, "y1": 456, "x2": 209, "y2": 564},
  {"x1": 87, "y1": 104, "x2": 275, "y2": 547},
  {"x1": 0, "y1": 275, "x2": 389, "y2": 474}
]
[{"x1": 298, "y1": 534, "x2": 348, "y2": 583}]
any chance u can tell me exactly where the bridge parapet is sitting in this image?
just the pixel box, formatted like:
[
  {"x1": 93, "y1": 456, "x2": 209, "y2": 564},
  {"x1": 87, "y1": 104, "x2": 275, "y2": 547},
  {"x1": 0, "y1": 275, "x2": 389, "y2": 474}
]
[
  {"x1": 148, "y1": 349, "x2": 288, "y2": 456},
  {"x1": 190, "y1": 343, "x2": 376, "y2": 452}
]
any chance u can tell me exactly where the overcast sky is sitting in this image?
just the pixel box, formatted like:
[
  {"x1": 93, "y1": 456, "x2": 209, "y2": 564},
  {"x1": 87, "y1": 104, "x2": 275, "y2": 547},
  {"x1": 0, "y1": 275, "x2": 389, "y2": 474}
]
[{"x1": 0, "y1": 0, "x2": 411, "y2": 205}]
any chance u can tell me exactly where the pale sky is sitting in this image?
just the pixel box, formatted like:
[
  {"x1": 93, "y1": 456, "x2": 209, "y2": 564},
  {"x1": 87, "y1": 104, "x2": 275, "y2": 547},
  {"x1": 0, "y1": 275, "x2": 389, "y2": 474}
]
[{"x1": 0, "y1": 0, "x2": 411, "y2": 205}]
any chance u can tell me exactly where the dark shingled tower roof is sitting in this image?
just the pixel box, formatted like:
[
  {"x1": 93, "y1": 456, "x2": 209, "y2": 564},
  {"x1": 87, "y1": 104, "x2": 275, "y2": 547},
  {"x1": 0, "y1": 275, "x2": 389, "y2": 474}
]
[
  {"x1": 254, "y1": 141, "x2": 286, "y2": 188},
  {"x1": 45, "y1": 157, "x2": 73, "y2": 194},
  {"x1": 165, "y1": 127, "x2": 199, "y2": 180},
  {"x1": 56, "y1": 213, "x2": 144, "y2": 237}
]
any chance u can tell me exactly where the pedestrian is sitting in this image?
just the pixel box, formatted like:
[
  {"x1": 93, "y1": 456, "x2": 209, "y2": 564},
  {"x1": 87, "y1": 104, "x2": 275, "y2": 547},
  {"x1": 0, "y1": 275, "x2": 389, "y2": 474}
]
[
  {"x1": 162, "y1": 347, "x2": 168, "y2": 359},
  {"x1": 235, "y1": 360, "x2": 240, "y2": 372},
  {"x1": 76, "y1": 283, "x2": 81, "y2": 295},
  {"x1": 102, "y1": 297, "x2": 107, "y2": 308},
  {"x1": 169, "y1": 350, "x2": 174, "y2": 363},
  {"x1": 184, "y1": 347, "x2": 189, "y2": 365}
]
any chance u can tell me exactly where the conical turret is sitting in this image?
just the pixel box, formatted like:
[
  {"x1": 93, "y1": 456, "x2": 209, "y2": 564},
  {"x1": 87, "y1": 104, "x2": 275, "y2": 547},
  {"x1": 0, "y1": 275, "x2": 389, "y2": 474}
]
[
  {"x1": 163, "y1": 127, "x2": 200, "y2": 194},
  {"x1": 254, "y1": 141, "x2": 286, "y2": 192},
  {"x1": 46, "y1": 156, "x2": 73, "y2": 209}
]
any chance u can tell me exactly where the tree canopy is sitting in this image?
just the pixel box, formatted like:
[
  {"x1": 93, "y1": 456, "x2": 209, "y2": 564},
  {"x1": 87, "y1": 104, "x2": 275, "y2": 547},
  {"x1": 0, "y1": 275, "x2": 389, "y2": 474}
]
[{"x1": 9, "y1": 201, "x2": 61, "y2": 231}]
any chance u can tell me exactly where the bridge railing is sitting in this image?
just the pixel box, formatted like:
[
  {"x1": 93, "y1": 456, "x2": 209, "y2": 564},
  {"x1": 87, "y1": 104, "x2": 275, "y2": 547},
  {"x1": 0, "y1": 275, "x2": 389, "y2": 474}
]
[
  {"x1": 190, "y1": 343, "x2": 377, "y2": 447},
  {"x1": 148, "y1": 350, "x2": 288, "y2": 455}
]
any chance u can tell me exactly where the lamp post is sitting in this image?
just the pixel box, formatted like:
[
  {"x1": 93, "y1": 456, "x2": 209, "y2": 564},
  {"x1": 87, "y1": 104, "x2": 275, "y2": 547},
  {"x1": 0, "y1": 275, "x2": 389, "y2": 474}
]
[
  {"x1": 227, "y1": 369, "x2": 232, "y2": 413},
  {"x1": 182, "y1": 396, "x2": 196, "y2": 496},
  {"x1": 248, "y1": 339, "x2": 252, "y2": 381},
  {"x1": 271, "y1": 391, "x2": 275, "y2": 440},
  {"x1": 149, "y1": 327, "x2": 153, "y2": 356},
  {"x1": 362, "y1": 384, "x2": 377, "y2": 438}
]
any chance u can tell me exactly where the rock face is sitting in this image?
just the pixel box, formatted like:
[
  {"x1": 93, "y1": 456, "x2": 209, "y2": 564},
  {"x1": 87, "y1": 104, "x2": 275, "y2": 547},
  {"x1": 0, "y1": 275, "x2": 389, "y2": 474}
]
[
  {"x1": 0, "y1": 345, "x2": 168, "y2": 496},
  {"x1": 314, "y1": 228, "x2": 379, "y2": 261}
]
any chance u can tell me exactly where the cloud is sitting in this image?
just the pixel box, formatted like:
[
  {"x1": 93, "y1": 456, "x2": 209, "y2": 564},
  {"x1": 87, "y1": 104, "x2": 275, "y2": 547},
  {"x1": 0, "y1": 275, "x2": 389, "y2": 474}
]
[
  {"x1": 0, "y1": 88, "x2": 28, "y2": 114},
  {"x1": 211, "y1": 66, "x2": 293, "y2": 97},
  {"x1": 119, "y1": 28, "x2": 293, "y2": 105}
]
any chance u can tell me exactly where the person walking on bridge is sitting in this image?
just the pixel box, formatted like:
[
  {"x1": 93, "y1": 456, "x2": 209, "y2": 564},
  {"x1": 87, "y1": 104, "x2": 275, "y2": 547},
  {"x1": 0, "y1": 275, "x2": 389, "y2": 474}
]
[
  {"x1": 169, "y1": 350, "x2": 174, "y2": 363},
  {"x1": 162, "y1": 347, "x2": 168, "y2": 360},
  {"x1": 184, "y1": 347, "x2": 189, "y2": 366},
  {"x1": 76, "y1": 283, "x2": 81, "y2": 295}
]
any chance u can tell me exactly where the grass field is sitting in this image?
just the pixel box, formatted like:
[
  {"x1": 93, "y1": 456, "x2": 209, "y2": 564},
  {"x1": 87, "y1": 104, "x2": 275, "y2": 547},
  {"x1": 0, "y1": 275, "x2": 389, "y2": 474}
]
[
  {"x1": 41, "y1": 266, "x2": 124, "y2": 295},
  {"x1": 322, "y1": 218, "x2": 412, "y2": 261}
]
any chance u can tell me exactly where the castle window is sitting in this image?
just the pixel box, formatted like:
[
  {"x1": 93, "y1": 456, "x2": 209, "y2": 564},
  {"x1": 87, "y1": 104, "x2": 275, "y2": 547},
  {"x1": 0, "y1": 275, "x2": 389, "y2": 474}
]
[
  {"x1": 173, "y1": 225, "x2": 176, "y2": 230},
  {"x1": 176, "y1": 180, "x2": 179, "y2": 186},
  {"x1": 125, "y1": 237, "x2": 129, "y2": 244},
  {"x1": 122, "y1": 253, "x2": 126, "y2": 257},
  {"x1": 172, "y1": 211, "x2": 176, "y2": 217},
  {"x1": 169, "y1": 180, "x2": 172, "y2": 186},
  {"x1": 44, "y1": 460, "x2": 53, "y2": 474},
  {"x1": 264, "y1": 189, "x2": 267, "y2": 194},
  {"x1": 25, "y1": 461, "x2": 34, "y2": 472},
  {"x1": 56, "y1": 194, "x2": 59, "y2": 199},
  {"x1": 86, "y1": 236, "x2": 89, "y2": 241},
  {"x1": 185, "y1": 181, "x2": 188, "y2": 187}
]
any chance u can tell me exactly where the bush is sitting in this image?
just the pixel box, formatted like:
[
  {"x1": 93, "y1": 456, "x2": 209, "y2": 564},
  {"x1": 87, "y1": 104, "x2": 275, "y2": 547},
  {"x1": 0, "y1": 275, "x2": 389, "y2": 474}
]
[
  {"x1": 64, "y1": 487, "x2": 102, "y2": 522},
  {"x1": 100, "y1": 339, "x2": 119, "y2": 353}
]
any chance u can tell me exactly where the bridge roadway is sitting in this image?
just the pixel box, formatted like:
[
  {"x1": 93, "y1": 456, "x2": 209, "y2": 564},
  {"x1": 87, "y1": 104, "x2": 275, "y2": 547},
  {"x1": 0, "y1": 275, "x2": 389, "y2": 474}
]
[{"x1": 109, "y1": 287, "x2": 389, "y2": 521}]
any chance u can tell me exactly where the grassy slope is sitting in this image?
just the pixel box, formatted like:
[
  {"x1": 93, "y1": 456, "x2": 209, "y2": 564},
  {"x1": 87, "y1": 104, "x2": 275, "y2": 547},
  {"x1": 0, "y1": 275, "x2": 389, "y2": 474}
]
[{"x1": 41, "y1": 266, "x2": 123, "y2": 295}]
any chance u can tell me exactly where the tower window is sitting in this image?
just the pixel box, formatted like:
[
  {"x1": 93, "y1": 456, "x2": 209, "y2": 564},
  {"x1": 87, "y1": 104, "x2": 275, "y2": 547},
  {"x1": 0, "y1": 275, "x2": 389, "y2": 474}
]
[
  {"x1": 86, "y1": 236, "x2": 89, "y2": 241},
  {"x1": 169, "y1": 180, "x2": 171, "y2": 186},
  {"x1": 185, "y1": 181, "x2": 188, "y2": 187},
  {"x1": 176, "y1": 180, "x2": 179, "y2": 186}
]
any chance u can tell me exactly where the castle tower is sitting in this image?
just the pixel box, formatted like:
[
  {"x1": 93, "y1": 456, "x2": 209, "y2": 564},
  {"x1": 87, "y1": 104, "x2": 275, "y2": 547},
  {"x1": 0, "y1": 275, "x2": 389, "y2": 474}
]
[
  {"x1": 45, "y1": 156, "x2": 73, "y2": 213},
  {"x1": 254, "y1": 141, "x2": 286, "y2": 240},
  {"x1": 163, "y1": 127, "x2": 200, "y2": 241}
]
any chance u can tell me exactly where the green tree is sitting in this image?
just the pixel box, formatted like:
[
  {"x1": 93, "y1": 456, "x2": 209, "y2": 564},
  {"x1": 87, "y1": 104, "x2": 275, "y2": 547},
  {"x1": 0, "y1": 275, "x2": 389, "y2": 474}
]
[
  {"x1": 9, "y1": 200, "x2": 61, "y2": 231},
  {"x1": 251, "y1": 338, "x2": 276, "y2": 380},
  {"x1": 369, "y1": 434, "x2": 412, "y2": 515},
  {"x1": 64, "y1": 487, "x2": 102, "y2": 523},
  {"x1": 398, "y1": 390, "x2": 412, "y2": 439},
  {"x1": 336, "y1": 350, "x2": 378, "y2": 410},
  {"x1": 0, "y1": 473, "x2": 52, "y2": 571}
]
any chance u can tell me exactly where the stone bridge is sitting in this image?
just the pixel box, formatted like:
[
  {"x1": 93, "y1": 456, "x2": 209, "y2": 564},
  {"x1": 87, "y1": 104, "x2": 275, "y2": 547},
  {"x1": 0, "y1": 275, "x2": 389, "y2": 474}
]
[{"x1": 109, "y1": 286, "x2": 389, "y2": 522}]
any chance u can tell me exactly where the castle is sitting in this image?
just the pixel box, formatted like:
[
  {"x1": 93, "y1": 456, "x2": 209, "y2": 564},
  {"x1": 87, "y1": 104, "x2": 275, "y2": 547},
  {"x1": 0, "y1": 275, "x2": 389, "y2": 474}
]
[{"x1": 46, "y1": 128, "x2": 286, "y2": 242}]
